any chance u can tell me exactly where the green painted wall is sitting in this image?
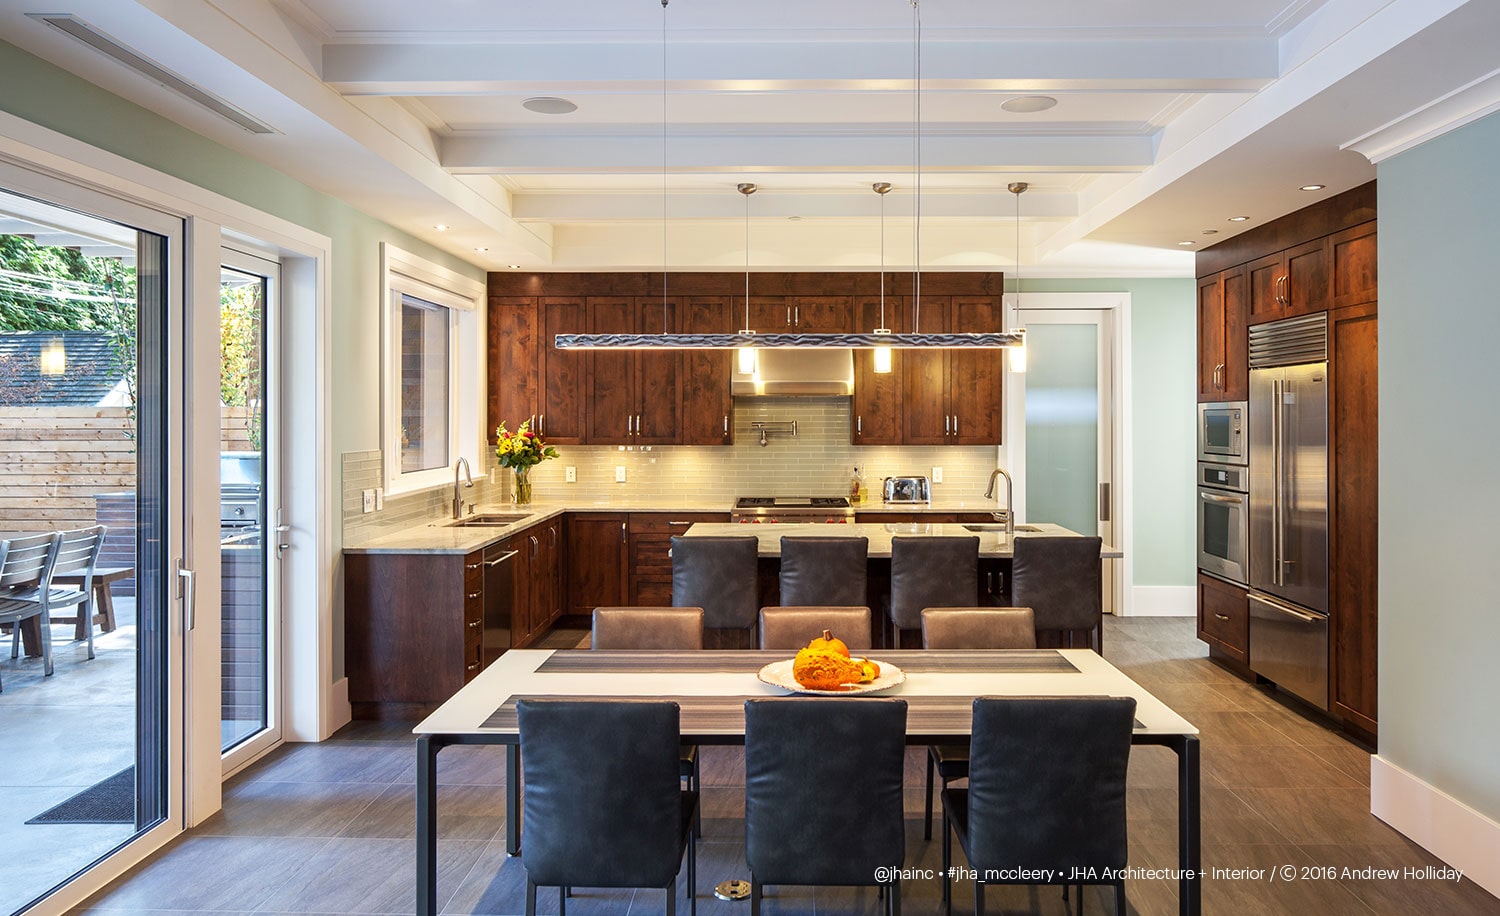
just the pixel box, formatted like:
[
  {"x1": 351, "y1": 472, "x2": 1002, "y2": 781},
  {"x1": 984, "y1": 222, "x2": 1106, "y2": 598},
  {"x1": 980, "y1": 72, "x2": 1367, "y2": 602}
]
[
  {"x1": 1021, "y1": 278, "x2": 1197, "y2": 591},
  {"x1": 1378, "y1": 112, "x2": 1500, "y2": 820},
  {"x1": 0, "y1": 39, "x2": 485, "y2": 461}
]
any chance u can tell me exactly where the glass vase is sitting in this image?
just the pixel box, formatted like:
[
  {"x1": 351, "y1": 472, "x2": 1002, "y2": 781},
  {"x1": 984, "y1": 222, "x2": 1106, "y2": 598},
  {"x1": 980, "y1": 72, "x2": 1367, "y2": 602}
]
[{"x1": 513, "y1": 466, "x2": 533, "y2": 505}]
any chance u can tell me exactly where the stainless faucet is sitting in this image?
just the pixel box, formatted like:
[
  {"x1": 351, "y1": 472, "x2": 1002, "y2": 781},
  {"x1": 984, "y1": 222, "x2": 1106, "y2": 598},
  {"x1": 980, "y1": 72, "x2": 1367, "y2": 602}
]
[
  {"x1": 983, "y1": 468, "x2": 1015, "y2": 537},
  {"x1": 452, "y1": 457, "x2": 474, "y2": 519}
]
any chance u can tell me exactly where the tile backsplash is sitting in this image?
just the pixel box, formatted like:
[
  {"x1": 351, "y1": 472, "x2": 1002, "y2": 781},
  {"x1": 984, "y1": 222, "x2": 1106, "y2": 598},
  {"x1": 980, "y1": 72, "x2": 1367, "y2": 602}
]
[{"x1": 343, "y1": 398, "x2": 1000, "y2": 541}]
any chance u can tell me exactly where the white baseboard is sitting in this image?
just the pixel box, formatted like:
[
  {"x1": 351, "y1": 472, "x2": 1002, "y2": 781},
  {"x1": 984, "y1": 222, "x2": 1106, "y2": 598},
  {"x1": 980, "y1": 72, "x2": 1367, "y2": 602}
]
[
  {"x1": 1371, "y1": 755, "x2": 1500, "y2": 900},
  {"x1": 325, "y1": 677, "x2": 352, "y2": 740},
  {"x1": 1127, "y1": 585, "x2": 1196, "y2": 617}
]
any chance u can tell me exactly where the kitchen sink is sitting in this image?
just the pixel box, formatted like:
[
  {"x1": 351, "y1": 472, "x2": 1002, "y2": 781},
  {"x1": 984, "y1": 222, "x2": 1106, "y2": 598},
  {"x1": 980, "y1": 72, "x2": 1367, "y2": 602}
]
[
  {"x1": 443, "y1": 513, "x2": 534, "y2": 527},
  {"x1": 962, "y1": 523, "x2": 1045, "y2": 533}
]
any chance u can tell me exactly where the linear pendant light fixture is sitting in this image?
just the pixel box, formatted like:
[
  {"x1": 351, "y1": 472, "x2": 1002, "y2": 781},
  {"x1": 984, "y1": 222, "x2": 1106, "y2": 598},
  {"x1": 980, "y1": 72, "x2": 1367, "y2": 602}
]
[{"x1": 554, "y1": 0, "x2": 1020, "y2": 354}]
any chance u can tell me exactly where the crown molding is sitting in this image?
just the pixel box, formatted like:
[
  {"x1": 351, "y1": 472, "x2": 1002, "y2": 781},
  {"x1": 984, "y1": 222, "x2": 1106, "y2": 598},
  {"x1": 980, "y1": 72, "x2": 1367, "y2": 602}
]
[{"x1": 1342, "y1": 66, "x2": 1500, "y2": 163}]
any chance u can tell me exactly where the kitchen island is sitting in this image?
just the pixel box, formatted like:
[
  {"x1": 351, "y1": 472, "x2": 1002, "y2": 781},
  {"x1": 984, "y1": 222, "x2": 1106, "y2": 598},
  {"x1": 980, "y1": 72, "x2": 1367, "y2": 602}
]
[{"x1": 678, "y1": 520, "x2": 1121, "y2": 558}]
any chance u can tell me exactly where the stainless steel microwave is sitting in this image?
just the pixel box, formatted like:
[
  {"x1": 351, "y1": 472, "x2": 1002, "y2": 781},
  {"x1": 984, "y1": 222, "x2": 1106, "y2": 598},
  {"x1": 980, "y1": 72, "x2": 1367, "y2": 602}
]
[{"x1": 1197, "y1": 401, "x2": 1247, "y2": 465}]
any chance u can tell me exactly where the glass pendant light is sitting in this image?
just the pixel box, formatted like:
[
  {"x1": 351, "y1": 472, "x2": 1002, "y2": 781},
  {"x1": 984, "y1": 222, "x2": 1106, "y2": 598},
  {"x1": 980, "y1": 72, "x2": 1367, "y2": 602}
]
[
  {"x1": 737, "y1": 182, "x2": 758, "y2": 376},
  {"x1": 1007, "y1": 181, "x2": 1029, "y2": 373},
  {"x1": 872, "y1": 181, "x2": 894, "y2": 374}
]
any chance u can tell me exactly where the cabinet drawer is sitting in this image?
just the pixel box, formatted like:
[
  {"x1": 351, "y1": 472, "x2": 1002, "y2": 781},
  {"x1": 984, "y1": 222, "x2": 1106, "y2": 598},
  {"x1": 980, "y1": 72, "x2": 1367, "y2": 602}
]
[
  {"x1": 628, "y1": 513, "x2": 729, "y2": 535},
  {"x1": 1198, "y1": 573, "x2": 1248, "y2": 661}
]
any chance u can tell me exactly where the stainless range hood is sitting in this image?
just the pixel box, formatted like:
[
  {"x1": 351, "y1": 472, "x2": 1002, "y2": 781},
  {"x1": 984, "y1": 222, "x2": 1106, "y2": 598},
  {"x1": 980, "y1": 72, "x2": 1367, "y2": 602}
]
[{"x1": 730, "y1": 348, "x2": 854, "y2": 397}]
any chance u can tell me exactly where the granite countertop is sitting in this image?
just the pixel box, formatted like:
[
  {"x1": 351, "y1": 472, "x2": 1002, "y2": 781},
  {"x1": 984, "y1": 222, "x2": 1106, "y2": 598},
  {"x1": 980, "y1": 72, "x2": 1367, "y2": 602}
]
[
  {"x1": 342, "y1": 495, "x2": 1016, "y2": 555},
  {"x1": 679, "y1": 521, "x2": 1122, "y2": 559}
]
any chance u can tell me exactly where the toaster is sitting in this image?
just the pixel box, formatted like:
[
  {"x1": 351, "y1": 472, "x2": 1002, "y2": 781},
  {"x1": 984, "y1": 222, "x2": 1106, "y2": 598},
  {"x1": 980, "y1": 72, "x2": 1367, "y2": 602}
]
[{"x1": 882, "y1": 476, "x2": 931, "y2": 504}]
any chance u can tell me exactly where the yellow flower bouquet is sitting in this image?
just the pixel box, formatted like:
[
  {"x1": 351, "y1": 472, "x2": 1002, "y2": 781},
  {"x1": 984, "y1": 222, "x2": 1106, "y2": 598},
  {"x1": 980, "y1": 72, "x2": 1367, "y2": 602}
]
[{"x1": 495, "y1": 419, "x2": 558, "y2": 504}]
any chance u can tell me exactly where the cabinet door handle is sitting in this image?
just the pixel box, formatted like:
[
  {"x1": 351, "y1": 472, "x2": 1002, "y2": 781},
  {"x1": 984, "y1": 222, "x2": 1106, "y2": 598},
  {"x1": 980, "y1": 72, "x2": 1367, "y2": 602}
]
[
  {"x1": 621, "y1": 521, "x2": 627, "y2": 543},
  {"x1": 1282, "y1": 273, "x2": 1291, "y2": 307},
  {"x1": 466, "y1": 662, "x2": 479, "y2": 672},
  {"x1": 668, "y1": 521, "x2": 692, "y2": 527},
  {"x1": 953, "y1": 415, "x2": 960, "y2": 436},
  {"x1": 857, "y1": 416, "x2": 862, "y2": 435},
  {"x1": 636, "y1": 414, "x2": 642, "y2": 435},
  {"x1": 529, "y1": 534, "x2": 538, "y2": 559},
  {"x1": 539, "y1": 413, "x2": 545, "y2": 435},
  {"x1": 1214, "y1": 613, "x2": 1231, "y2": 621},
  {"x1": 467, "y1": 619, "x2": 481, "y2": 629},
  {"x1": 944, "y1": 415, "x2": 950, "y2": 435},
  {"x1": 794, "y1": 305, "x2": 800, "y2": 326},
  {"x1": 550, "y1": 526, "x2": 558, "y2": 548},
  {"x1": 723, "y1": 415, "x2": 729, "y2": 435},
  {"x1": 467, "y1": 590, "x2": 482, "y2": 600},
  {"x1": 785, "y1": 304, "x2": 791, "y2": 326}
]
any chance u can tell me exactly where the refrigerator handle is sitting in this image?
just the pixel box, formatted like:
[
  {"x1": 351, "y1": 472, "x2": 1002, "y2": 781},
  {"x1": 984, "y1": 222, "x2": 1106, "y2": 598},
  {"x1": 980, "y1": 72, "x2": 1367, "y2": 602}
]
[{"x1": 1273, "y1": 376, "x2": 1284, "y2": 587}]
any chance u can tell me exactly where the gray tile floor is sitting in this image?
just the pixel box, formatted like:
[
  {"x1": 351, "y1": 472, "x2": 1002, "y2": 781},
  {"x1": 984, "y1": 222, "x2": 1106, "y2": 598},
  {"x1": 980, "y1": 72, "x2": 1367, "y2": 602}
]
[{"x1": 69, "y1": 617, "x2": 1500, "y2": 915}]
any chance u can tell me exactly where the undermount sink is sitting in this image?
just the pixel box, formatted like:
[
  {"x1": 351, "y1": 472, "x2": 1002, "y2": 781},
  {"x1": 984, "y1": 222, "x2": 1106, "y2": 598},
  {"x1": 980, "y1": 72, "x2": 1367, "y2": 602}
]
[
  {"x1": 962, "y1": 523, "x2": 1045, "y2": 533},
  {"x1": 444, "y1": 513, "x2": 533, "y2": 527}
]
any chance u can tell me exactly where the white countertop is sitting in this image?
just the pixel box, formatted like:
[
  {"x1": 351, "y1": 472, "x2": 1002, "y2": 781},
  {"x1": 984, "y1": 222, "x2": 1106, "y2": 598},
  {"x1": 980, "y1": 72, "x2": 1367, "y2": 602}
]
[{"x1": 680, "y1": 521, "x2": 1121, "y2": 559}]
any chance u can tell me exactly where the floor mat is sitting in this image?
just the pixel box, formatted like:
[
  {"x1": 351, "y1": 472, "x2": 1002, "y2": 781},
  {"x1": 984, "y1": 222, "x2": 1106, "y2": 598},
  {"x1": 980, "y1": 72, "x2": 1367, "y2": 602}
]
[{"x1": 26, "y1": 767, "x2": 135, "y2": 825}]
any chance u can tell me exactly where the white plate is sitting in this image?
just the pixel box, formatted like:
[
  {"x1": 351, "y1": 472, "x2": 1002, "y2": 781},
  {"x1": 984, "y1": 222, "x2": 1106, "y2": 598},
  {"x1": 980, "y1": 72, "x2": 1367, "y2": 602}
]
[{"x1": 757, "y1": 658, "x2": 906, "y2": 696}]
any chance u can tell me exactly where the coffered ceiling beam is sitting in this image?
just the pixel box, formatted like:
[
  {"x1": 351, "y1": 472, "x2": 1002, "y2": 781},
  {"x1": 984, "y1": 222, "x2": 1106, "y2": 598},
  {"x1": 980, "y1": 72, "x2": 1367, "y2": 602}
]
[
  {"x1": 441, "y1": 132, "x2": 1156, "y2": 174},
  {"x1": 323, "y1": 39, "x2": 1276, "y2": 95}
]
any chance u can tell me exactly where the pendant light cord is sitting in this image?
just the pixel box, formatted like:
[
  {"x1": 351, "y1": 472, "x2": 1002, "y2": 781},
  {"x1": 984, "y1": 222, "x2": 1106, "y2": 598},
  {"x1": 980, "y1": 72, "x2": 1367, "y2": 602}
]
[
  {"x1": 661, "y1": 0, "x2": 669, "y2": 328},
  {"x1": 911, "y1": 0, "x2": 921, "y2": 332},
  {"x1": 879, "y1": 188, "x2": 886, "y2": 328}
]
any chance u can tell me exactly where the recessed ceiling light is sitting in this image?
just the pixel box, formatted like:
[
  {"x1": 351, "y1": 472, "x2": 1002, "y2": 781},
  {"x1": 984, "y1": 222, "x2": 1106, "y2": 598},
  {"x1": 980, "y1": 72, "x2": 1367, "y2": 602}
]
[
  {"x1": 1299, "y1": 184, "x2": 1325, "y2": 191},
  {"x1": 474, "y1": 246, "x2": 489, "y2": 253},
  {"x1": 1202, "y1": 229, "x2": 1219, "y2": 235},
  {"x1": 509, "y1": 264, "x2": 521, "y2": 270},
  {"x1": 433, "y1": 224, "x2": 449, "y2": 231},
  {"x1": 522, "y1": 96, "x2": 578, "y2": 115},
  {"x1": 1001, "y1": 96, "x2": 1058, "y2": 114},
  {"x1": 1177, "y1": 241, "x2": 1196, "y2": 246},
  {"x1": 1228, "y1": 216, "x2": 1249, "y2": 222}
]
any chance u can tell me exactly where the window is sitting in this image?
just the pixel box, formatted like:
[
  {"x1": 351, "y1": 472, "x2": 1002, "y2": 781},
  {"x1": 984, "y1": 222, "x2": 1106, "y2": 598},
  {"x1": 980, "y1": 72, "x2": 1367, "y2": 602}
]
[{"x1": 381, "y1": 244, "x2": 484, "y2": 494}]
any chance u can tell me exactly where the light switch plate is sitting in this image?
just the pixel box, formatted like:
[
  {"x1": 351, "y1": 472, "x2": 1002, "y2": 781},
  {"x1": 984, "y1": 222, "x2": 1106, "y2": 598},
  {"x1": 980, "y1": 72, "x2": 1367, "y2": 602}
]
[
  {"x1": 615, "y1": 465, "x2": 627, "y2": 482},
  {"x1": 565, "y1": 466, "x2": 577, "y2": 483},
  {"x1": 361, "y1": 488, "x2": 376, "y2": 513},
  {"x1": 932, "y1": 466, "x2": 943, "y2": 484}
]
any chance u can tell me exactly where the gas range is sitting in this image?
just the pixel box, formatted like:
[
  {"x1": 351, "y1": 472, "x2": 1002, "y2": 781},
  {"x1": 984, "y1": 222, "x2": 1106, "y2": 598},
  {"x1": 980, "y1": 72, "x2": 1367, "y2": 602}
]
[{"x1": 730, "y1": 496, "x2": 855, "y2": 524}]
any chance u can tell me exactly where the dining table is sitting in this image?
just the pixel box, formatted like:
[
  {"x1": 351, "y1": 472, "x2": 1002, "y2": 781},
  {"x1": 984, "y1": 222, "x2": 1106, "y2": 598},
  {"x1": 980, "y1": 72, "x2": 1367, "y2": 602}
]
[{"x1": 413, "y1": 647, "x2": 1201, "y2": 915}]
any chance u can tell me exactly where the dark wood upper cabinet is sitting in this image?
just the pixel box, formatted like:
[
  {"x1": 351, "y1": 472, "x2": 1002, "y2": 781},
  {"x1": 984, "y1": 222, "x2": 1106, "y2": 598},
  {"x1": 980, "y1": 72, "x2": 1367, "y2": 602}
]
[
  {"x1": 1282, "y1": 237, "x2": 1332, "y2": 317},
  {"x1": 1198, "y1": 266, "x2": 1247, "y2": 401},
  {"x1": 634, "y1": 297, "x2": 682, "y2": 444},
  {"x1": 1197, "y1": 274, "x2": 1226, "y2": 401},
  {"x1": 1222, "y1": 266, "x2": 1248, "y2": 401},
  {"x1": 901, "y1": 295, "x2": 1004, "y2": 445},
  {"x1": 1247, "y1": 252, "x2": 1284, "y2": 326},
  {"x1": 678, "y1": 296, "x2": 734, "y2": 445},
  {"x1": 490, "y1": 296, "x2": 537, "y2": 443},
  {"x1": 787, "y1": 296, "x2": 854, "y2": 331},
  {"x1": 1330, "y1": 222, "x2": 1377, "y2": 309},
  {"x1": 851, "y1": 295, "x2": 903, "y2": 445},
  {"x1": 539, "y1": 298, "x2": 587, "y2": 443},
  {"x1": 585, "y1": 297, "x2": 681, "y2": 445}
]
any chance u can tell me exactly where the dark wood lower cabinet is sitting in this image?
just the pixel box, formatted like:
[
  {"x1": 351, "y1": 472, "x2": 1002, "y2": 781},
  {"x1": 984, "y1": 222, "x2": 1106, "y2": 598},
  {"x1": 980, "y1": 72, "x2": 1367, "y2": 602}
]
[
  {"x1": 629, "y1": 513, "x2": 731, "y2": 606},
  {"x1": 565, "y1": 513, "x2": 629, "y2": 615},
  {"x1": 1197, "y1": 573, "x2": 1249, "y2": 666}
]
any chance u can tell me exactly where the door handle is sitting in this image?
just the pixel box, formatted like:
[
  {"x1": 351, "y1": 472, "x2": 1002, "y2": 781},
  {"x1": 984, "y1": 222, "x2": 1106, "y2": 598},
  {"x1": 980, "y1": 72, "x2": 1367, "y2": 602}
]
[
  {"x1": 274, "y1": 508, "x2": 291, "y2": 555},
  {"x1": 785, "y1": 305, "x2": 791, "y2": 326},
  {"x1": 529, "y1": 535, "x2": 538, "y2": 559},
  {"x1": 539, "y1": 413, "x2": 545, "y2": 435},
  {"x1": 175, "y1": 558, "x2": 195, "y2": 632},
  {"x1": 944, "y1": 415, "x2": 950, "y2": 435},
  {"x1": 550, "y1": 526, "x2": 558, "y2": 549},
  {"x1": 620, "y1": 521, "x2": 627, "y2": 543},
  {"x1": 1201, "y1": 493, "x2": 1244, "y2": 505},
  {"x1": 1099, "y1": 483, "x2": 1111, "y2": 522},
  {"x1": 1214, "y1": 613, "x2": 1230, "y2": 621},
  {"x1": 1282, "y1": 274, "x2": 1291, "y2": 306},
  {"x1": 636, "y1": 414, "x2": 642, "y2": 436}
]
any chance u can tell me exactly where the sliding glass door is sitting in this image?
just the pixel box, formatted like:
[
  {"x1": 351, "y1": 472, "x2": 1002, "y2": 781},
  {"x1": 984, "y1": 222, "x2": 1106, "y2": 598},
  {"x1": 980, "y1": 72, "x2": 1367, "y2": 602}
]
[{"x1": 0, "y1": 168, "x2": 186, "y2": 913}]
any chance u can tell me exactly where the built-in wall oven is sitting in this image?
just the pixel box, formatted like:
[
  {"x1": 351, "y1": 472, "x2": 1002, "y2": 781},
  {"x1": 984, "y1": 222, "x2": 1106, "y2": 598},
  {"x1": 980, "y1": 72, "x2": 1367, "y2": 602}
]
[
  {"x1": 1197, "y1": 460, "x2": 1249, "y2": 585},
  {"x1": 1197, "y1": 401, "x2": 1247, "y2": 465}
]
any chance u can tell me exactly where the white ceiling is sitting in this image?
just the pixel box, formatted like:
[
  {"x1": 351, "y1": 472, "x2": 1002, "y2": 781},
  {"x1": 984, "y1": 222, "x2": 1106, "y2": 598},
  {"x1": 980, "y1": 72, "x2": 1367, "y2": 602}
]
[{"x1": 1, "y1": 0, "x2": 1496, "y2": 277}]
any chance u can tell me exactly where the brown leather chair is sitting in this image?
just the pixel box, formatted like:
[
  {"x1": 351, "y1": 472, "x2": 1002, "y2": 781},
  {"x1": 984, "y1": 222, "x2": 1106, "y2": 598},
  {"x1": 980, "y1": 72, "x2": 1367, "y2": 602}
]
[
  {"x1": 590, "y1": 607, "x2": 706, "y2": 824},
  {"x1": 1010, "y1": 536, "x2": 1104, "y2": 652},
  {"x1": 777, "y1": 536, "x2": 868, "y2": 608},
  {"x1": 919, "y1": 607, "x2": 1037, "y2": 841},
  {"x1": 671, "y1": 536, "x2": 760, "y2": 646},
  {"x1": 888, "y1": 536, "x2": 979, "y2": 648},
  {"x1": 592, "y1": 607, "x2": 705, "y2": 650},
  {"x1": 758, "y1": 606, "x2": 873, "y2": 652}
]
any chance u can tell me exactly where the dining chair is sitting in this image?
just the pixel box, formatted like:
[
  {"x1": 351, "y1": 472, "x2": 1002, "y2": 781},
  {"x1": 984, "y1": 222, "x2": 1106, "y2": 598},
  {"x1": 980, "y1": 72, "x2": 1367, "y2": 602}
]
[
  {"x1": 744, "y1": 696, "x2": 906, "y2": 916},
  {"x1": 590, "y1": 606, "x2": 705, "y2": 825},
  {"x1": 0, "y1": 532, "x2": 64, "y2": 691},
  {"x1": 671, "y1": 536, "x2": 760, "y2": 647},
  {"x1": 1010, "y1": 536, "x2": 1104, "y2": 652},
  {"x1": 888, "y1": 536, "x2": 979, "y2": 649},
  {"x1": 777, "y1": 536, "x2": 868, "y2": 608},
  {"x1": 757, "y1": 606, "x2": 873, "y2": 651},
  {"x1": 517, "y1": 698, "x2": 698, "y2": 916},
  {"x1": 941, "y1": 695, "x2": 1136, "y2": 915},
  {"x1": 919, "y1": 607, "x2": 1037, "y2": 842}
]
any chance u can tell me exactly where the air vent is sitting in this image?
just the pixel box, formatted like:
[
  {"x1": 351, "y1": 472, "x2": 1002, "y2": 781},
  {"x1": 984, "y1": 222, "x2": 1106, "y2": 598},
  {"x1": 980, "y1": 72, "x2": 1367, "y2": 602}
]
[
  {"x1": 29, "y1": 14, "x2": 277, "y2": 135},
  {"x1": 1249, "y1": 313, "x2": 1327, "y2": 368}
]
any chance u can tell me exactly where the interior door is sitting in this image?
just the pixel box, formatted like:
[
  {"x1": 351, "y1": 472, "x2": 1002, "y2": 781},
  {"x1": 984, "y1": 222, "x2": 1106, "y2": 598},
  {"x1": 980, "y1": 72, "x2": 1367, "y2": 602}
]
[{"x1": 1015, "y1": 306, "x2": 1118, "y2": 613}]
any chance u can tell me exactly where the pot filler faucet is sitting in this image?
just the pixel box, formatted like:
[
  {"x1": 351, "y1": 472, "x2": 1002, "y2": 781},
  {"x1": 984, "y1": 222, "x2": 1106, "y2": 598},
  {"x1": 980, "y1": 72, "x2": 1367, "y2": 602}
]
[
  {"x1": 453, "y1": 457, "x2": 474, "y2": 519},
  {"x1": 983, "y1": 468, "x2": 1015, "y2": 537}
]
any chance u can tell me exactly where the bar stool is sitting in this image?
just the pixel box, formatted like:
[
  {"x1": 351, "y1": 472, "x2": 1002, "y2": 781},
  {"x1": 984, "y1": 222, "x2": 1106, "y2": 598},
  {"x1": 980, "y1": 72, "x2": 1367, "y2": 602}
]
[
  {"x1": 919, "y1": 607, "x2": 1036, "y2": 843},
  {"x1": 758, "y1": 606, "x2": 873, "y2": 651},
  {"x1": 777, "y1": 536, "x2": 868, "y2": 607},
  {"x1": 887, "y1": 536, "x2": 979, "y2": 649},
  {"x1": 1010, "y1": 536, "x2": 1104, "y2": 652},
  {"x1": 671, "y1": 536, "x2": 760, "y2": 648}
]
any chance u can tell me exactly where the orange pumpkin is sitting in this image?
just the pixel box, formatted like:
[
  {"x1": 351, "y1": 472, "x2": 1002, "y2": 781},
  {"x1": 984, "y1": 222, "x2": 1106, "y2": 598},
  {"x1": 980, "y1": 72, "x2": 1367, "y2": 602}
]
[
  {"x1": 792, "y1": 646, "x2": 864, "y2": 690},
  {"x1": 807, "y1": 628, "x2": 850, "y2": 657}
]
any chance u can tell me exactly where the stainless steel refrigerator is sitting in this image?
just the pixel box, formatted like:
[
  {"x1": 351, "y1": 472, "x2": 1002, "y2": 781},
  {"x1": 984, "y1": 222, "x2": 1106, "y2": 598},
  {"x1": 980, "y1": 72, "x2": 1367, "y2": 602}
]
[{"x1": 1247, "y1": 313, "x2": 1330, "y2": 709}]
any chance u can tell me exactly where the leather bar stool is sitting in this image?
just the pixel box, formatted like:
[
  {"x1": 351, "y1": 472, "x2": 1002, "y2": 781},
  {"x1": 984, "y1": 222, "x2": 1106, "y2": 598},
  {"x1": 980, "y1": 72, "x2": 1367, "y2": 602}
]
[
  {"x1": 671, "y1": 536, "x2": 760, "y2": 648},
  {"x1": 918, "y1": 607, "x2": 1036, "y2": 843},
  {"x1": 757, "y1": 606, "x2": 873, "y2": 651},
  {"x1": 744, "y1": 697, "x2": 906, "y2": 916},
  {"x1": 777, "y1": 536, "x2": 868, "y2": 608},
  {"x1": 941, "y1": 696, "x2": 1135, "y2": 915},
  {"x1": 1010, "y1": 536, "x2": 1104, "y2": 652},
  {"x1": 591, "y1": 606, "x2": 706, "y2": 818},
  {"x1": 887, "y1": 536, "x2": 979, "y2": 649},
  {"x1": 517, "y1": 699, "x2": 698, "y2": 915}
]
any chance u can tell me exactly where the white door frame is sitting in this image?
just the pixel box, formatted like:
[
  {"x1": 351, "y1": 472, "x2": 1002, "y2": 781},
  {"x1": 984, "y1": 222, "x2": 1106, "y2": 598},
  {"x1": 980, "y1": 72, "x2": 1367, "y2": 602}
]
[{"x1": 1004, "y1": 291, "x2": 1133, "y2": 616}]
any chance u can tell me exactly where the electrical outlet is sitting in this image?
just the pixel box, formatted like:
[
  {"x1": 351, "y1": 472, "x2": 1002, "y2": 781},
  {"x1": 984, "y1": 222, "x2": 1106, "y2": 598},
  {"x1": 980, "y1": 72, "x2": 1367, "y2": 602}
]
[
  {"x1": 565, "y1": 466, "x2": 577, "y2": 483},
  {"x1": 490, "y1": 467, "x2": 498, "y2": 484},
  {"x1": 615, "y1": 465, "x2": 627, "y2": 483},
  {"x1": 932, "y1": 466, "x2": 943, "y2": 484},
  {"x1": 361, "y1": 488, "x2": 376, "y2": 513},
  {"x1": 374, "y1": 487, "x2": 384, "y2": 510}
]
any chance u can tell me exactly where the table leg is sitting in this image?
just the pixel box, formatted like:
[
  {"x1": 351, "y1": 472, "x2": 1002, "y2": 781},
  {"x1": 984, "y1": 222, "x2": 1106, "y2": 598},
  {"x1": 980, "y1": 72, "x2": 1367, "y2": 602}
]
[
  {"x1": 19, "y1": 617, "x2": 41, "y2": 657},
  {"x1": 416, "y1": 735, "x2": 441, "y2": 916},
  {"x1": 506, "y1": 743, "x2": 522, "y2": 855},
  {"x1": 1176, "y1": 734, "x2": 1201, "y2": 916},
  {"x1": 97, "y1": 581, "x2": 118, "y2": 632}
]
